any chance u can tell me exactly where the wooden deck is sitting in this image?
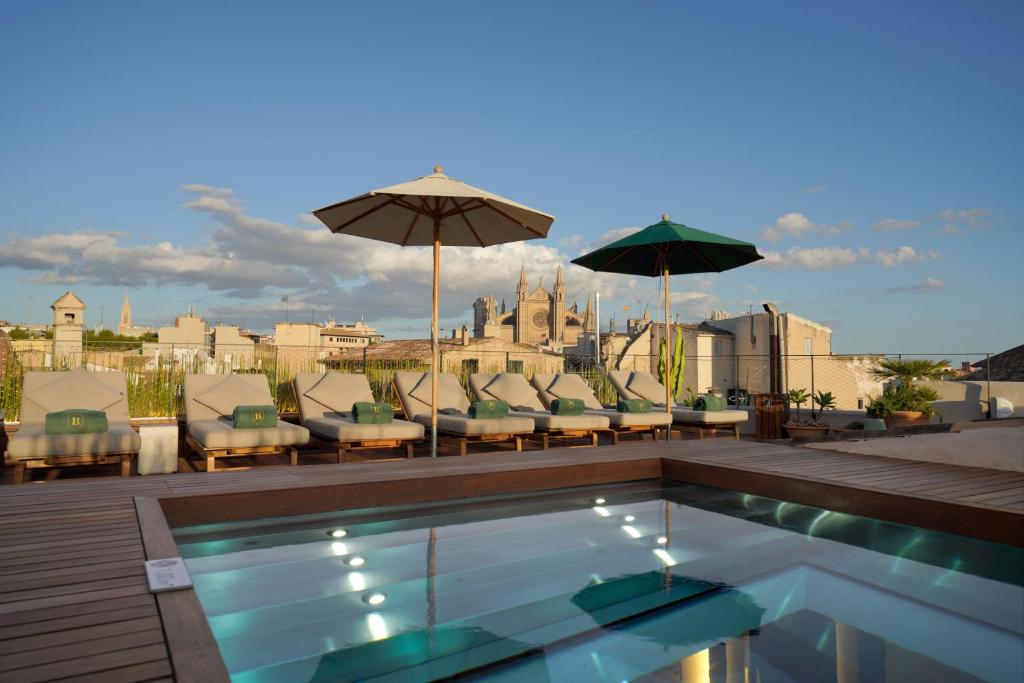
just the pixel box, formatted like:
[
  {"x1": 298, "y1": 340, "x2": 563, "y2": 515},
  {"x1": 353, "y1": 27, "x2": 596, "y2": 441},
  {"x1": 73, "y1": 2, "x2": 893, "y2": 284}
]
[{"x1": 1, "y1": 438, "x2": 1021, "y2": 682}]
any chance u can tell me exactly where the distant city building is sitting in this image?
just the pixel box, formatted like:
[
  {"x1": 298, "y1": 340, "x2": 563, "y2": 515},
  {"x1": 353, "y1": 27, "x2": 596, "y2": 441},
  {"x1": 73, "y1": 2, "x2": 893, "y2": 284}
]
[
  {"x1": 51, "y1": 291, "x2": 85, "y2": 367},
  {"x1": 116, "y1": 294, "x2": 154, "y2": 337},
  {"x1": 274, "y1": 319, "x2": 383, "y2": 365},
  {"x1": 473, "y1": 265, "x2": 594, "y2": 351},
  {"x1": 329, "y1": 327, "x2": 564, "y2": 375}
]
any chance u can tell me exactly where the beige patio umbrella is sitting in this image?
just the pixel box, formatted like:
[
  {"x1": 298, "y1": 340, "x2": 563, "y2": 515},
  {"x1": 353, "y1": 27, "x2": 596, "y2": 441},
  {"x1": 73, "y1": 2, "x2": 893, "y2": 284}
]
[{"x1": 312, "y1": 166, "x2": 555, "y2": 457}]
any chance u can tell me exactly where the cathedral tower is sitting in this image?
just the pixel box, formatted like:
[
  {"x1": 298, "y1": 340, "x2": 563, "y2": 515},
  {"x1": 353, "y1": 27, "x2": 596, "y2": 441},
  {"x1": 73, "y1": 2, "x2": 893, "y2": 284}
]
[
  {"x1": 514, "y1": 265, "x2": 529, "y2": 343},
  {"x1": 117, "y1": 294, "x2": 132, "y2": 336},
  {"x1": 551, "y1": 265, "x2": 566, "y2": 344}
]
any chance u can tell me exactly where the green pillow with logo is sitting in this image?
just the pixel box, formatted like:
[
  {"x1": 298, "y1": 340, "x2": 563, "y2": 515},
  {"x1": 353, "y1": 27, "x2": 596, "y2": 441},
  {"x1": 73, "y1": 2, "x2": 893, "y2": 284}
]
[
  {"x1": 469, "y1": 400, "x2": 509, "y2": 419},
  {"x1": 617, "y1": 398, "x2": 651, "y2": 414},
  {"x1": 44, "y1": 409, "x2": 108, "y2": 435},
  {"x1": 232, "y1": 405, "x2": 277, "y2": 429},
  {"x1": 352, "y1": 402, "x2": 394, "y2": 424},
  {"x1": 550, "y1": 398, "x2": 585, "y2": 416}
]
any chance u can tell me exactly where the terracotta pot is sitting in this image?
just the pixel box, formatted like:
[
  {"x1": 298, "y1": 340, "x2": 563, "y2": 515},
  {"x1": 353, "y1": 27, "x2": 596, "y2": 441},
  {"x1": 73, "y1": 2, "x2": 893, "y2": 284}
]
[
  {"x1": 885, "y1": 411, "x2": 929, "y2": 429},
  {"x1": 785, "y1": 424, "x2": 830, "y2": 439}
]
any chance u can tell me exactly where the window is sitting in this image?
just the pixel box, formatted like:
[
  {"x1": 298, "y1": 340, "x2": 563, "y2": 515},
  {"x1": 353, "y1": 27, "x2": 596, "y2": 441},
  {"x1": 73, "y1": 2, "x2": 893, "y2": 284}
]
[
  {"x1": 461, "y1": 358, "x2": 479, "y2": 375},
  {"x1": 713, "y1": 340, "x2": 722, "y2": 355},
  {"x1": 803, "y1": 338, "x2": 812, "y2": 355},
  {"x1": 507, "y1": 360, "x2": 524, "y2": 374}
]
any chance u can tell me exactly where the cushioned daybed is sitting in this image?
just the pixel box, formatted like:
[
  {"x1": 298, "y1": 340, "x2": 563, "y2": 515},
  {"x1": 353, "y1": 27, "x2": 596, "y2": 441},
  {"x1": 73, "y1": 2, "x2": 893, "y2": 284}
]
[
  {"x1": 469, "y1": 372, "x2": 609, "y2": 448},
  {"x1": 293, "y1": 372, "x2": 423, "y2": 461},
  {"x1": 608, "y1": 370, "x2": 746, "y2": 440},
  {"x1": 393, "y1": 371, "x2": 534, "y2": 455},
  {"x1": 530, "y1": 373, "x2": 671, "y2": 444},
  {"x1": 4, "y1": 369, "x2": 141, "y2": 483},
  {"x1": 184, "y1": 374, "x2": 309, "y2": 472}
]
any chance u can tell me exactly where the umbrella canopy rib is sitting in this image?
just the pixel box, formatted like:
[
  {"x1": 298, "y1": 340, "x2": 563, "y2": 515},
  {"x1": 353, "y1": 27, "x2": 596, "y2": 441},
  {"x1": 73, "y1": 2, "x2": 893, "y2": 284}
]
[
  {"x1": 331, "y1": 196, "x2": 400, "y2": 232},
  {"x1": 479, "y1": 200, "x2": 548, "y2": 239}
]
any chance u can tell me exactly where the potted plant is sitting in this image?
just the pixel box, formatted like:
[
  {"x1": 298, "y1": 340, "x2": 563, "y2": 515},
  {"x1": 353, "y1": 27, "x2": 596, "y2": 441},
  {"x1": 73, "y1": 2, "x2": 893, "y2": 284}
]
[
  {"x1": 784, "y1": 388, "x2": 829, "y2": 438},
  {"x1": 869, "y1": 358, "x2": 947, "y2": 427},
  {"x1": 866, "y1": 383, "x2": 940, "y2": 428}
]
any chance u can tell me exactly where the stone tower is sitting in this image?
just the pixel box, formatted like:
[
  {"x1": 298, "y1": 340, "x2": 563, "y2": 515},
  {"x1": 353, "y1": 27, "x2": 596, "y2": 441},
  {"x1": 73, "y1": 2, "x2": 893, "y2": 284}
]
[
  {"x1": 551, "y1": 265, "x2": 566, "y2": 344},
  {"x1": 514, "y1": 265, "x2": 529, "y2": 343},
  {"x1": 51, "y1": 291, "x2": 85, "y2": 367},
  {"x1": 472, "y1": 296, "x2": 497, "y2": 337},
  {"x1": 117, "y1": 294, "x2": 132, "y2": 336}
]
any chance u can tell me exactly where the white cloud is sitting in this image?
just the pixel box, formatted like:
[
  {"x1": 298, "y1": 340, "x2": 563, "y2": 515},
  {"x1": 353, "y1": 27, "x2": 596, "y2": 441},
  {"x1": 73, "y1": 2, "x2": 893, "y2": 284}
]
[
  {"x1": 933, "y1": 208, "x2": 990, "y2": 235},
  {"x1": 883, "y1": 277, "x2": 944, "y2": 294},
  {"x1": 760, "y1": 213, "x2": 851, "y2": 242},
  {"x1": 875, "y1": 246, "x2": 934, "y2": 267},
  {"x1": 0, "y1": 185, "x2": 650, "y2": 327},
  {"x1": 875, "y1": 217, "x2": 920, "y2": 231},
  {"x1": 760, "y1": 246, "x2": 871, "y2": 270}
]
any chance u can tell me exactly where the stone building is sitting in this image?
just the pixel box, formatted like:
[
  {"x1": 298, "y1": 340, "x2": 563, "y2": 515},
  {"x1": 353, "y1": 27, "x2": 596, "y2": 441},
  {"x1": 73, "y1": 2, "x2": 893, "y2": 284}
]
[
  {"x1": 473, "y1": 266, "x2": 594, "y2": 351},
  {"x1": 51, "y1": 291, "x2": 85, "y2": 367}
]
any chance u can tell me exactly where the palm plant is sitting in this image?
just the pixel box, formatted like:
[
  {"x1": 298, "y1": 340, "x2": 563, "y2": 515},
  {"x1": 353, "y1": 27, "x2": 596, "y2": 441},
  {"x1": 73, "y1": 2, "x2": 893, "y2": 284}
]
[
  {"x1": 812, "y1": 390, "x2": 836, "y2": 419},
  {"x1": 870, "y1": 358, "x2": 950, "y2": 387},
  {"x1": 786, "y1": 388, "x2": 810, "y2": 422}
]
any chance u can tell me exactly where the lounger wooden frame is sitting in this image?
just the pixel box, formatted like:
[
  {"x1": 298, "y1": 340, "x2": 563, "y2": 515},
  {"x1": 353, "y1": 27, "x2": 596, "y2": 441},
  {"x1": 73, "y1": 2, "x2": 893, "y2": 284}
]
[
  {"x1": 184, "y1": 434, "x2": 298, "y2": 473},
  {"x1": 12, "y1": 451, "x2": 136, "y2": 484},
  {"x1": 391, "y1": 379, "x2": 527, "y2": 456},
  {"x1": 671, "y1": 422, "x2": 741, "y2": 440},
  {"x1": 606, "y1": 424, "x2": 663, "y2": 445}
]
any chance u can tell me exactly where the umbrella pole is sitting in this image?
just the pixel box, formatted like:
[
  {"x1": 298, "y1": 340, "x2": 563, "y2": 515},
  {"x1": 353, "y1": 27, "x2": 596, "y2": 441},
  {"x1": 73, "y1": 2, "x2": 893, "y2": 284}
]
[
  {"x1": 431, "y1": 223, "x2": 440, "y2": 458},
  {"x1": 664, "y1": 263, "x2": 672, "y2": 441}
]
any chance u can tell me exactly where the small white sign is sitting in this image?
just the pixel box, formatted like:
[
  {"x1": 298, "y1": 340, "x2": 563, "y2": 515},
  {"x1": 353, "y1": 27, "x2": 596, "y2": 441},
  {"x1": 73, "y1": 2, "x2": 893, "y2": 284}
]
[{"x1": 145, "y1": 557, "x2": 194, "y2": 593}]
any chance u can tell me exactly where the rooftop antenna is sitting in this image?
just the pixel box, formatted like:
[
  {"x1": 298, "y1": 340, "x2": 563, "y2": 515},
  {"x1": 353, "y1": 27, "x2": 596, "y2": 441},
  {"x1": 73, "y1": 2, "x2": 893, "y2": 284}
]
[{"x1": 281, "y1": 294, "x2": 290, "y2": 323}]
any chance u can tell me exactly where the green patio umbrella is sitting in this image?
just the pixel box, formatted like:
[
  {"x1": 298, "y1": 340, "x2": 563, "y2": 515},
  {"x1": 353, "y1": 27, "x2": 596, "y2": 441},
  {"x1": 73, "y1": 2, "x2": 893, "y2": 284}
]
[{"x1": 571, "y1": 215, "x2": 762, "y2": 433}]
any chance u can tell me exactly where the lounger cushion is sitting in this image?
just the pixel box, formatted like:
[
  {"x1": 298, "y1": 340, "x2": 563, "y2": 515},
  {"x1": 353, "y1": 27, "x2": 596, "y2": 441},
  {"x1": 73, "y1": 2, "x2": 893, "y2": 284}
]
[
  {"x1": 411, "y1": 413, "x2": 534, "y2": 436},
  {"x1": 305, "y1": 415, "x2": 424, "y2": 442},
  {"x1": 188, "y1": 419, "x2": 309, "y2": 449},
  {"x1": 409, "y1": 374, "x2": 470, "y2": 412},
  {"x1": 6, "y1": 424, "x2": 141, "y2": 460},
  {"x1": 625, "y1": 371, "x2": 667, "y2": 404},
  {"x1": 511, "y1": 411, "x2": 609, "y2": 430},
  {"x1": 482, "y1": 374, "x2": 545, "y2": 411},
  {"x1": 194, "y1": 375, "x2": 261, "y2": 417},
  {"x1": 544, "y1": 375, "x2": 603, "y2": 409},
  {"x1": 30, "y1": 369, "x2": 123, "y2": 414},
  {"x1": 304, "y1": 373, "x2": 373, "y2": 415},
  {"x1": 672, "y1": 408, "x2": 747, "y2": 424},
  {"x1": 591, "y1": 408, "x2": 673, "y2": 427}
]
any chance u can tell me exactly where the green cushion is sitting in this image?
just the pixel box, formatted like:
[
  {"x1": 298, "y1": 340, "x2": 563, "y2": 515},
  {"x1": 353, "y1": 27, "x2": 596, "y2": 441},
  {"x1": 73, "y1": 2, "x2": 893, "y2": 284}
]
[
  {"x1": 617, "y1": 398, "x2": 651, "y2": 414},
  {"x1": 232, "y1": 405, "x2": 278, "y2": 429},
  {"x1": 693, "y1": 394, "x2": 727, "y2": 411},
  {"x1": 468, "y1": 399, "x2": 509, "y2": 419},
  {"x1": 550, "y1": 398, "x2": 585, "y2": 416},
  {"x1": 44, "y1": 409, "x2": 108, "y2": 435},
  {"x1": 351, "y1": 402, "x2": 394, "y2": 424}
]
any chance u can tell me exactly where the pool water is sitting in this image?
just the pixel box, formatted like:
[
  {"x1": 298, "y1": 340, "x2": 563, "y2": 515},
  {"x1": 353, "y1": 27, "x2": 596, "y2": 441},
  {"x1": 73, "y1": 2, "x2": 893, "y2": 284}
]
[{"x1": 173, "y1": 481, "x2": 1024, "y2": 682}]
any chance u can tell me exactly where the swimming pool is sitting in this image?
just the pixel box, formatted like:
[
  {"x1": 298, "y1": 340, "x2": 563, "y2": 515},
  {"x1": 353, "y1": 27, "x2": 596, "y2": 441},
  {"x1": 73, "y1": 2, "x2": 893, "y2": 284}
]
[{"x1": 173, "y1": 480, "x2": 1024, "y2": 682}]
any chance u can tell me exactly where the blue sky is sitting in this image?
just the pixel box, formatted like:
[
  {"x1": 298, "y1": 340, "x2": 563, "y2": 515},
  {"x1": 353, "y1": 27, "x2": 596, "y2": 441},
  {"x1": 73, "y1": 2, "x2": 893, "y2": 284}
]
[{"x1": 1, "y1": 0, "x2": 1021, "y2": 356}]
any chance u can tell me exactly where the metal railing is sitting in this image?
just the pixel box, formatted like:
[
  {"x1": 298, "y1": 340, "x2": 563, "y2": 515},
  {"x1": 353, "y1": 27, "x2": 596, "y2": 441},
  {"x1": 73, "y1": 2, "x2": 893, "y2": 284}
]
[{"x1": 0, "y1": 340, "x2": 998, "y2": 421}]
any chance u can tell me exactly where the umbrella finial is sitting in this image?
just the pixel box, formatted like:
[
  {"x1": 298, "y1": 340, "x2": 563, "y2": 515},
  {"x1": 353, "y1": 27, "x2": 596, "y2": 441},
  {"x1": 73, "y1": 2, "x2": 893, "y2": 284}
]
[
  {"x1": 433, "y1": 165, "x2": 444, "y2": 175},
  {"x1": 662, "y1": 213, "x2": 670, "y2": 222}
]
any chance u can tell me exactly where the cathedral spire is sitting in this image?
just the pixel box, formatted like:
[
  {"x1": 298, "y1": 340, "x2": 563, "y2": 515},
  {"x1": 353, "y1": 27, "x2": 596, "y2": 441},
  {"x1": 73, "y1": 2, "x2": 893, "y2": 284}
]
[
  {"x1": 554, "y1": 264, "x2": 564, "y2": 287},
  {"x1": 516, "y1": 264, "x2": 528, "y2": 295}
]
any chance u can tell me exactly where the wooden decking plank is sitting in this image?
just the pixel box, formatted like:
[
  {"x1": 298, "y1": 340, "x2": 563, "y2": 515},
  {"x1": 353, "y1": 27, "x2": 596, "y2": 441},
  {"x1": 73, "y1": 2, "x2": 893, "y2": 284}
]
[
  {"x1": 60, "y1": 660, "x2": 174, "y2": 683},
  {"x1": 1, "y1": 615, "x2": 162, "y2": 654},
  {"x1": 0, "y1": 627, "x2": 165, "y2": 673},
  {"x1": 0, "y1": 604, "x2": 157, "y2": 640},
  {"x1": 0, "y1": 594, "x2": 155, "y2": 628},
  {"x1": 0, "y1": 642, "x2": 168, "y2": 683}
]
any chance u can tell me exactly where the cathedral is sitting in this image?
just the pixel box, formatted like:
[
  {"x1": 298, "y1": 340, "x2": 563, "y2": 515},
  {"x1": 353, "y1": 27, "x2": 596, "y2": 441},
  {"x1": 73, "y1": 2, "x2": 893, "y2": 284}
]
[{"x1": 472, "y1": 266, "x2": 595, "y2": 350}]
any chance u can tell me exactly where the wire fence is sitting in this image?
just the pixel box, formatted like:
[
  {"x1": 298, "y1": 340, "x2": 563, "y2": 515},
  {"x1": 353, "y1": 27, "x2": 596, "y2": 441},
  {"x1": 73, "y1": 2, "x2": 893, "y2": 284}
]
[{"x1": 0, "y1": 340, "x2": 999, "y2": 421}]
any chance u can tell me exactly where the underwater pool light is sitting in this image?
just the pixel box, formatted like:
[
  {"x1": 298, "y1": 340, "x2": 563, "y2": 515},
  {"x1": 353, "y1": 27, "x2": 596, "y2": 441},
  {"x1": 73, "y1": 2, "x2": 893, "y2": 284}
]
[
  {"x1": 623, "y1": 515, "x2": 635, "y2": 522},
  {"x1": 363, "y1": 592, "x2": 387, "y2": 606},
  {"x1": 593, "y1": 497, "x2": 606, "y2": 505},
  {"x1": 345, "y1": 556, "x2": 366, "y2": 567},
  {"x1": 328, "y1": 529, "x2": 347, "y2": 538}
]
